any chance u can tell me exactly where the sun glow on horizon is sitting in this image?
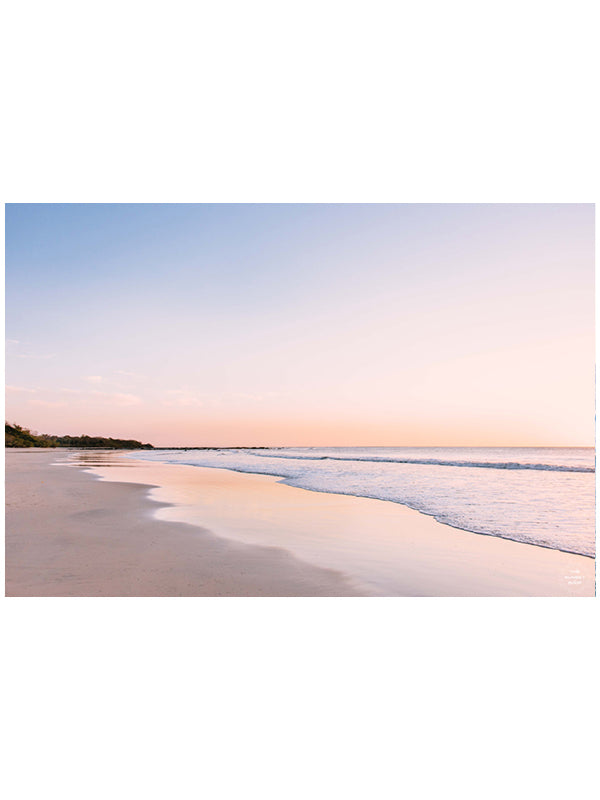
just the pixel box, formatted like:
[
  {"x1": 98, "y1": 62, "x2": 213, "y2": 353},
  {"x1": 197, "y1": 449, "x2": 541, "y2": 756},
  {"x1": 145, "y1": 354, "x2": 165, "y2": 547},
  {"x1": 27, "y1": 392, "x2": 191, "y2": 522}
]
[{"x1": 5, "y1": 204, "x2": 595, "y2": 448}]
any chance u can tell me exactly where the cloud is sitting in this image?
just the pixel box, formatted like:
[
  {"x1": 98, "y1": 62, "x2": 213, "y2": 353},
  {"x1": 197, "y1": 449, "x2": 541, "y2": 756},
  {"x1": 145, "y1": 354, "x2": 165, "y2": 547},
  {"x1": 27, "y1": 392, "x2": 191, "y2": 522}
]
[
  {"x1": 6, "y1": 339, "x2": 19, "y2": 345},
  {"x1": 231, "y1": 391, "x2": 281, "y2": 402},
  {"x1": 84, "y1": 375, "x2": 103, "y2": 384},
  {"x1": 6, "y1": 386, "x2": 65, "y2": 407},
  {"x1": 14, "y1": 353, "x2": 57, "y2": 360},
  {"x1": 51, "y1": 387, "x2": 142, "y2": 407},
  {"x1": 116, "y1": 370, "x2": 145, "y2": 379},
  {"x1": 6, "y1": 385, "x2": 139, "y2": 409},
  {"x1": 6, "y1": 385, "x2": 38, "y2": 394},
  {"x1": 30, "y1": 399, "x2": 67, "y2": 408},
  {"x1": 161, "y1": 390, "x2": 203, "y2": 408},
  {"x1": 90, "y1": 391, "x2": 142, "y2": 407}
]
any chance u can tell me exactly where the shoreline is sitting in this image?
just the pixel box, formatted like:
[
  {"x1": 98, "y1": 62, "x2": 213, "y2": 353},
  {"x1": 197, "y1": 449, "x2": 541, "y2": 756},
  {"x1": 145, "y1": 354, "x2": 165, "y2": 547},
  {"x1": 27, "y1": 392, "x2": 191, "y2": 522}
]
[
  {"x1": 129, "y1": 457, "x2": 596, "y2": 561},
  {"x1": 5, "y1": 448, "x2": 596, "y2": 597},
  {"x1": 7, "y1": 451, "x2": 595, "y2": 596},
  {"x1": 126, "y1": 446, "x2": 595, "y2": 560}
]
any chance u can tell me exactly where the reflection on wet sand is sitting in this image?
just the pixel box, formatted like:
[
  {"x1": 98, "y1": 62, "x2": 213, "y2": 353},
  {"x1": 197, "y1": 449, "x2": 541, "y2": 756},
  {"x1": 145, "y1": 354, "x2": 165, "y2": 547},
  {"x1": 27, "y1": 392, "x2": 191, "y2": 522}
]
[{"x1": 56, "y1": 450, "x2": 143, "y2": 469}]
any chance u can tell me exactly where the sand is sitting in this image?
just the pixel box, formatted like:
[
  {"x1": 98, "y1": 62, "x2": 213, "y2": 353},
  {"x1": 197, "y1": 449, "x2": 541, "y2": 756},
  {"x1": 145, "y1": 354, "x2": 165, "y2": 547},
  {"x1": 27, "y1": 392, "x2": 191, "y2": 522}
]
[
  {"x1": 5, "y1": 449, "x2": 596, "y2": 597},
  {"x1": 5, "y1": 449, "x2": 363, "y2": 596}
]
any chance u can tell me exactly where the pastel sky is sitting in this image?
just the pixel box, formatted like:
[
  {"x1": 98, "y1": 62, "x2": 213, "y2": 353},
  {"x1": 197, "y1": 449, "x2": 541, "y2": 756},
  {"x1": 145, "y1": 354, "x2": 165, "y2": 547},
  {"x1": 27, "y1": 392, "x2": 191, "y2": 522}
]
[{"x1": 5, "y1": 204, "x2": 595, "y2": 447}]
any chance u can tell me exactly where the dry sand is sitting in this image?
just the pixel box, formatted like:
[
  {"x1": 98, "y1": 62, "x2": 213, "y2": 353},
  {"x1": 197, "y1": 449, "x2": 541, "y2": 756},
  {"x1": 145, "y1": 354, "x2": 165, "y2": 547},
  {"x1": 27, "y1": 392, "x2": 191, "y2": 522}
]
[{"x1": 5, "y1": 448, "x2": 596, "y2": 597}]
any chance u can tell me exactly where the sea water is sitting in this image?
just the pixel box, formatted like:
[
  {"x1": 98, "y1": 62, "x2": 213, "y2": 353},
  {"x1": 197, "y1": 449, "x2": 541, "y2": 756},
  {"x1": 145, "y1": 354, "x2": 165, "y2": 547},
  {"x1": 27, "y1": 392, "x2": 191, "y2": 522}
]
[{"x1": 128, "y1": 447, "x2": 595, "y2": 557}]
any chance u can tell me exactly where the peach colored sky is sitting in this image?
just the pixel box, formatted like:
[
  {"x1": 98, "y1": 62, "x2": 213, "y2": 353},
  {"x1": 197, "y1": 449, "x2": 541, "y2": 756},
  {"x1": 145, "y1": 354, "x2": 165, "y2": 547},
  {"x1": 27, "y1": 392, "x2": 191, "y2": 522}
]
[{"x1": 5, "y1": 204, "x2": 594, "y2": 447}]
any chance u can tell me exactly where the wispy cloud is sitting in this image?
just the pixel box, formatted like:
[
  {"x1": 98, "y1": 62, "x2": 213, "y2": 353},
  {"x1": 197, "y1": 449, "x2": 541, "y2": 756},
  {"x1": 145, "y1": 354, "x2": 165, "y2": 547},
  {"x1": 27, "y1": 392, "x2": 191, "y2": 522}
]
[
  {"x1": 14, "y1": 353, "x2": 57, "y2": 360},
  {"x1": 161, "y1": 390, "x2": 203, "y2": 408},
  {"x1": 6, "y1": 385, "x2": 65, "y2": 407},
  {"x1": 5, "y1": 339, "x2": 20, "y2": 345},
  {"x1": 10, "y1": 386, "x2": 143, "y2": 408},
  {"x1": 30, "y1": 399, "x2": 66, "y2": 408},
  {"x1": 116, "y1": 370, "x2": 145, "y2": 379},
  {"x1": 90, "y1": 391, "x2": 142, "y2": 407},
  {"x1": 231, "y1": 391, "x2": 281, "y2": 402},
  {"x1": 6, "y1": 385, "x2": 38, "y2": 394},
  {"x1": 84, "y1": 375, "x2": 103, "y2": 384}
]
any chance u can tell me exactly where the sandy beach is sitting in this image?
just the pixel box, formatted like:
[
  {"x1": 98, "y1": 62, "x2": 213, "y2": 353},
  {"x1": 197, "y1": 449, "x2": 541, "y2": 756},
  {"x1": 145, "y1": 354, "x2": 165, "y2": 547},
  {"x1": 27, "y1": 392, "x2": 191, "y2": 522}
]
[
  {"x1": 5, "y1": 448, "x2": 595, "y2": 597},
  {"x1": 5, "y1": 449, "x2": 363, "y2": 597}
]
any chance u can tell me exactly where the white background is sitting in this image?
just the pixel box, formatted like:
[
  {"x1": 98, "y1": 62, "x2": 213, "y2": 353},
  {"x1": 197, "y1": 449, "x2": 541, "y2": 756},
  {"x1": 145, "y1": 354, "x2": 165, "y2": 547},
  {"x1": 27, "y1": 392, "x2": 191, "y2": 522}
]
[{"x1": 2, "y1": 1, "x2": 598, "y2": 799}]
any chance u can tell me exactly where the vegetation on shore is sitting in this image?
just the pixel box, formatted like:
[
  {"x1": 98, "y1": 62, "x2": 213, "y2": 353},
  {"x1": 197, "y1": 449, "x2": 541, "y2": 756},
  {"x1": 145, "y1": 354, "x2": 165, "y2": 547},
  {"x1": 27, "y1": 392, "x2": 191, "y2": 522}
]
[{"x1": 5, "y1": 423, "x2": 153, "y2": 450}]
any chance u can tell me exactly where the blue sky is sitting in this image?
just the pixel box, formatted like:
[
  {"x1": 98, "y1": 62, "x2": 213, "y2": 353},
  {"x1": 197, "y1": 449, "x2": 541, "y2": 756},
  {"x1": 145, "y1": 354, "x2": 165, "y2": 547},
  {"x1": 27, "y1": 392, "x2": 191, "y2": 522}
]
[{"x1": 5, "y1": 203, "x2": 595, "y2": 446}]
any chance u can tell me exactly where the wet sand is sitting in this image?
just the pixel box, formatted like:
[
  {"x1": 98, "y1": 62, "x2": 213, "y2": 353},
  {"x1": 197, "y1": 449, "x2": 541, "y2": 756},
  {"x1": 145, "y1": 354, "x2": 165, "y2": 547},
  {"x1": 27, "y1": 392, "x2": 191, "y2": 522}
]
[
  {"x1": 5, "y1": 449, "x2": 595, "y2": 597},
  {"x1": 5, "y1": 449, "x2": 364, "y2": 596}
]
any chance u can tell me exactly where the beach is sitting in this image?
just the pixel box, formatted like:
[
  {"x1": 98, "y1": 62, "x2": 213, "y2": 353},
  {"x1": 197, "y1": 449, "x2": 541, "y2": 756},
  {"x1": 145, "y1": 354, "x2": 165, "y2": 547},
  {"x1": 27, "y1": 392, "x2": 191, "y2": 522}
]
[
  {"x1": 5, "y1": 449, "x2": 362, "y2": 597},
  {"x1": 5, "y1": 449, "x2": 595, "y2": 597}
]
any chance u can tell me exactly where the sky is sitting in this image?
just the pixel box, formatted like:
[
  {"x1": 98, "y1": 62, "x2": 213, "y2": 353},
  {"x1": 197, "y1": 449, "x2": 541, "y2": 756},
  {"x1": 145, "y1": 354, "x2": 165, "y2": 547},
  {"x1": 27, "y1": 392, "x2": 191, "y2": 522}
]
[{"x1": 5, "y1": 203, "x2": 595, "y2": 447}]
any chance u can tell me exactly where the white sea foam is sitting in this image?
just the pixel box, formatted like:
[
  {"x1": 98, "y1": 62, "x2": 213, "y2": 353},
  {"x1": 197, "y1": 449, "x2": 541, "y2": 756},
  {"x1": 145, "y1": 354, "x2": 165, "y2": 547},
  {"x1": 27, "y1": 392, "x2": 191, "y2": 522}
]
[{"x1": 128, "y1": 446, "x2": 595, "y2": 557}]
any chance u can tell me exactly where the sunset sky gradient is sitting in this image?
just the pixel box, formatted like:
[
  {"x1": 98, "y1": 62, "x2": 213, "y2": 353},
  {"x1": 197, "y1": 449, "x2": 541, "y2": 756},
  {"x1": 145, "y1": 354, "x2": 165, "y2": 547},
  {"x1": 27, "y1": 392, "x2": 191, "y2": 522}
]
[{"x1": 5, "y1": 203, "x2": 594, "y2": 447}]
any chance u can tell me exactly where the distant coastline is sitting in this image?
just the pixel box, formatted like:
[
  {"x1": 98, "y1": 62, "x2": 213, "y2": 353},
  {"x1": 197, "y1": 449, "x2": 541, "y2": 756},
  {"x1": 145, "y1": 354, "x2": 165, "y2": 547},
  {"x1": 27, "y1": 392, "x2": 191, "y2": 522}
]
[
  {"x1": 5, "y1": 422, "x2": 153, "y2": 450},
  {"x1": 4, "y1": 423, "x2": 277, "y2": 450}
]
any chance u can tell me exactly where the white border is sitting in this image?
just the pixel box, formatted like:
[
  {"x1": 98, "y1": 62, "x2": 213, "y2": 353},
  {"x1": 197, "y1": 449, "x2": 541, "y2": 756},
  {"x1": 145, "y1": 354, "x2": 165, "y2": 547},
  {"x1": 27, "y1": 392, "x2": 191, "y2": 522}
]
[{"x1": 2, "y1": 1, "x2": 598, "y2": 798}]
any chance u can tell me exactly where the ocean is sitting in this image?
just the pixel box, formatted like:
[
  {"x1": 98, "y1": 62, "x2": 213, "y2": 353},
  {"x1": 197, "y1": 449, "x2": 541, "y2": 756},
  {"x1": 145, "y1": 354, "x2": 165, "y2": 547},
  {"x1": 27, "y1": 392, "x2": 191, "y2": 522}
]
[{"x1": 128, "y1": 446, "x2": 595, "y2": 558}]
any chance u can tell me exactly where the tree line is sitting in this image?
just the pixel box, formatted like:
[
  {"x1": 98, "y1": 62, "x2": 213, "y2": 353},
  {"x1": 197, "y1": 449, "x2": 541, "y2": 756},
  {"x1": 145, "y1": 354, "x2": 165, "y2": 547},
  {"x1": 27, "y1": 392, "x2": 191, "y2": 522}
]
[{"x1": 5, "y1": 423, "x2": 154, "y2": 450}]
